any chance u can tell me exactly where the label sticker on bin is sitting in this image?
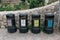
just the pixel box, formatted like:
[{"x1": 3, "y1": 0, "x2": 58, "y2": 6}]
[
  {"x1": 34, "y1": 20, "x2": 39, "y2": 27},
  {"x1": 47, "y1": 20, "x2": 53, "y2": 27},
  {"x1": 21, "y1": 19, "x2": 26, "y2": 27},
  {"x1": 7, "y1": 19, "x2": 12, "y2": 26}
]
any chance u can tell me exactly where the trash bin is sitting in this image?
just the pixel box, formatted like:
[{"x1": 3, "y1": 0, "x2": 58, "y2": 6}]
[
  {"x1": 31, "y1": 14, "x2": 40, "y2": 34},
  {"x1": 6, "y1": 14, "x2": 17, "y2": 33},
  {"x1": 19, "y1": 14, "x2": 28, "y2": 33},
  {"x1": 44, "y1": 13, "x2": 54, "y2": 34}
]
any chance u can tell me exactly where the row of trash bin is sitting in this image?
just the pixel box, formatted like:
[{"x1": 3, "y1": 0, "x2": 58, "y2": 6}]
[{"x1": 6, "y1": 13, "x2": 54, "y2": 34}]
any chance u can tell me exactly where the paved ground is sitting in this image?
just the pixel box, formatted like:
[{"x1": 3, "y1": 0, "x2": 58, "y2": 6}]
[{"x1": 0, "y1": 29, "x2": 60, "y2": 40}]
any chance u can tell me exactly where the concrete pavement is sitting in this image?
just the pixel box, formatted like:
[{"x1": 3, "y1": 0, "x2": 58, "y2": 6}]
[{"x1": 0, "y1": 29, "x2": 60, "y2": 40}]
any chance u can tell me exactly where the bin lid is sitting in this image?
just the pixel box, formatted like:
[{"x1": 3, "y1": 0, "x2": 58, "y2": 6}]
[
  {"x1": 6, "y1": 14, "x2": 15, "y2": 18},
  {"x1": 32, "y1": 14, "x2": 40, "y2": 18},
  {"x1": 19, "y1": 13, "x2": 27, "y2": 17},
  {"x1": 45, "y1": 13, "x2": 54, "y2": 18}
]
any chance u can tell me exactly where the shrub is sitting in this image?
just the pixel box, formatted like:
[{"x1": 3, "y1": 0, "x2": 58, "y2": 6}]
[
  {"x1": 27, "y1": 0, "x2": 45, "y2": 9},
  {"x1": 0, "y1": 6, "x2": 4, "y2": 11},
  {"x1": 21, "y1": 0, "x2": 25, "y2": 2},
  {"x1": 5, "y1": 6, "x2": 15, "y2": 11},
  {"x1": 19, "y1": 2, "x2": 29, "y2": 10},
  {"x1": 14, "y1": 2, "x2": 29, "y2": 10},
  {"x1": 0, "y1": 0, "x2": 45, "y2": 11},
  {"x1": 1, "y1": 3, "x2": 15, "y2": 11},
  {"x1": 14, "y1": 4, "x2": 21, "y2": 10}
]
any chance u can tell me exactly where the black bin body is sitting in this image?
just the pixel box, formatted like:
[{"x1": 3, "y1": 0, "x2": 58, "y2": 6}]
[
  {"x1": 6, "y1": 14, "x2": 17, "y2": 33},
  {"x1": 44, "y1": 14, "x2": 54, "y2": 34},
  {"x1": 31, "y1": 14, "x2": 40, "y2": 34},
  {"x1": 19, "y1": 14, "x2": 28, "y2": 33}
]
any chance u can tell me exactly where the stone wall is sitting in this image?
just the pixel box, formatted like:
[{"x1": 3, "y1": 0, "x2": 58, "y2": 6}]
[{"x1": 0, "y1": 1, "x2": 59, "y2": 33}]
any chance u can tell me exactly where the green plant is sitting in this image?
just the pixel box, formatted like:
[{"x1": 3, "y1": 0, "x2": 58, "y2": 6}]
[
  {"x1": 14, "y1": 4, "x2": 21, "y2": 10},
  {"x1": 14, "y1": 2, "x2": 29, "y2": 10},
  {"x1": 0, "y1": 0, "x2": 45, "y2": 11},
  {"x1": 21, "y1": 0, "x2": 25, "y2": 2},
  {"x1": 1, "y1": 3, "x2": 15, "y2": 11},
  {"x1": 6, "y1": 6, "x2": 15, "y2": 11},
  {"x1": 19, "y1": 2, "x2": 29, "y2": 10},
  {"x1": 27, "y1": 0, "x2": 45, "y2": 9},
  {"x1": 0, "y1": 6, "x2": 4, "y2": 11}
]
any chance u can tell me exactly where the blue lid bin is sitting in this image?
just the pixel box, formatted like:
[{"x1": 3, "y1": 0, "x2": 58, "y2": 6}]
[{"x1": 43, "y1": 14, "x2": 54, "y2": 34}]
